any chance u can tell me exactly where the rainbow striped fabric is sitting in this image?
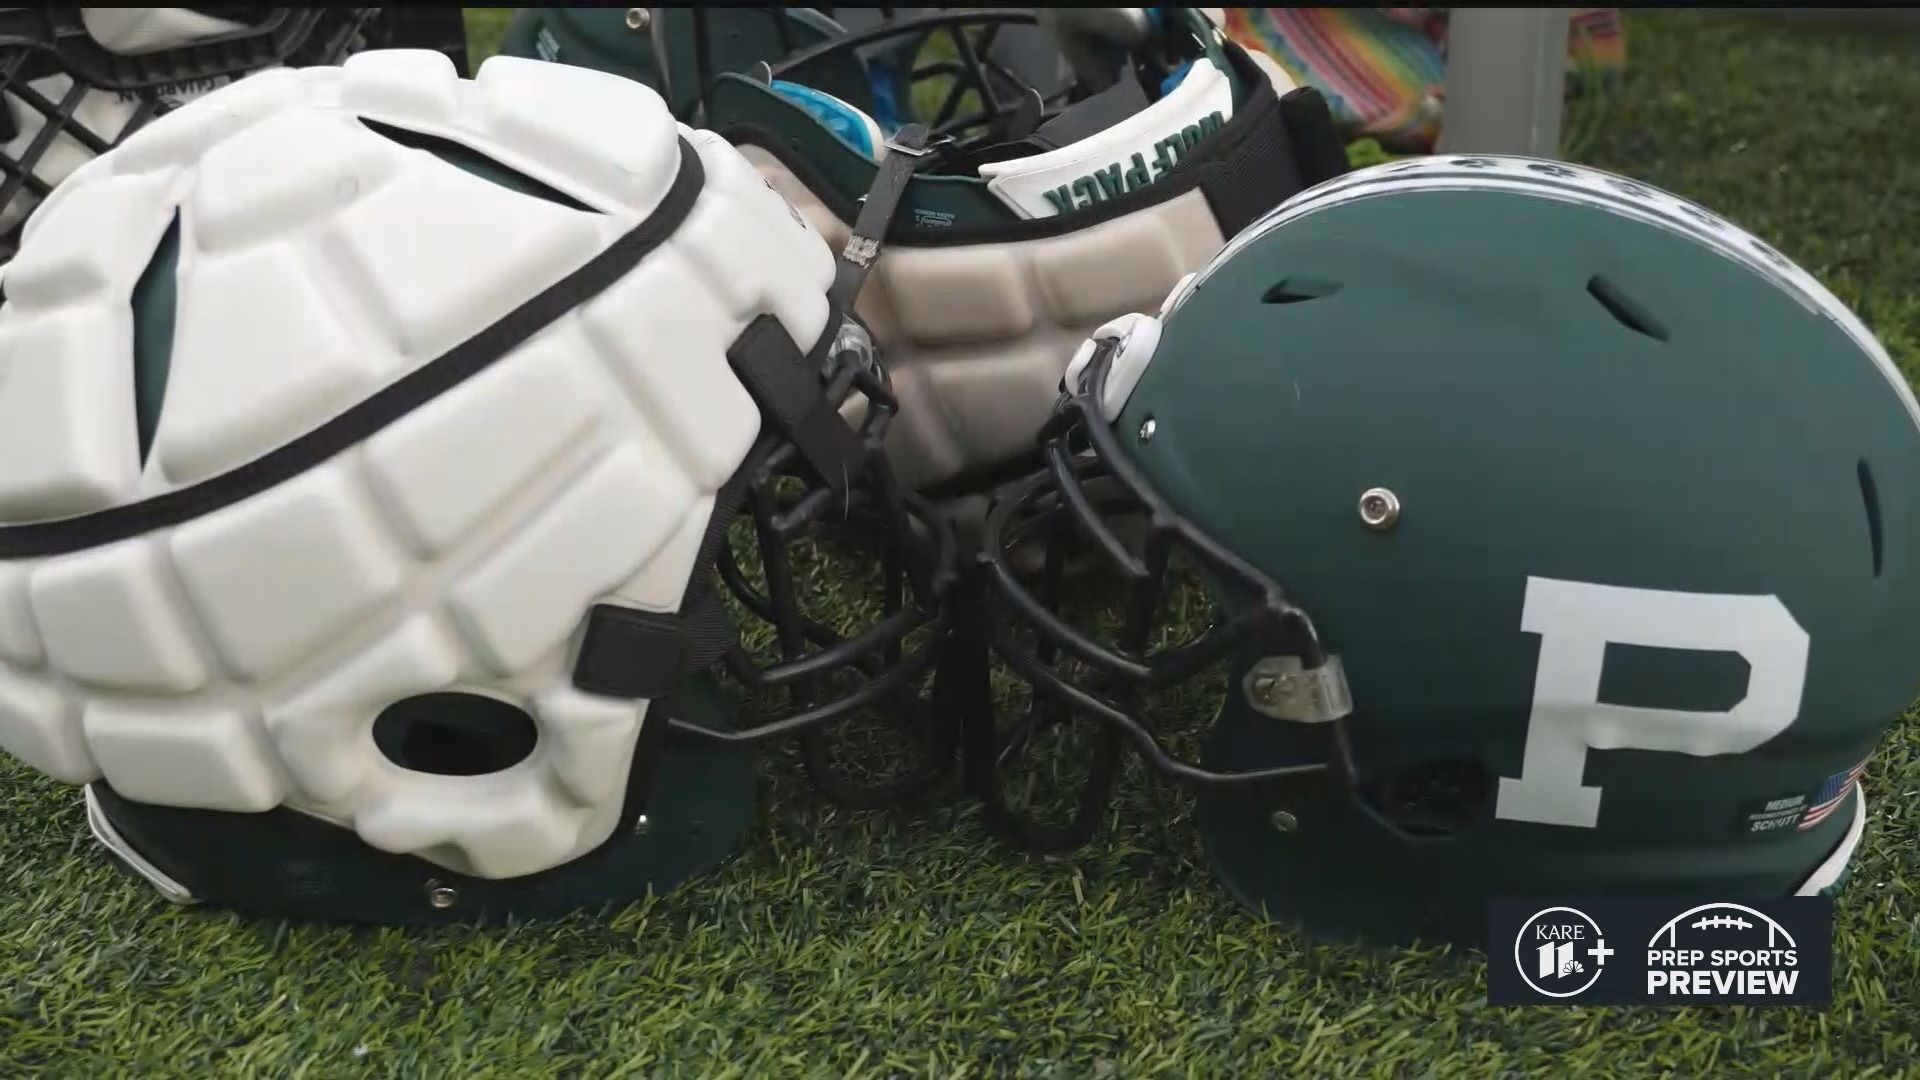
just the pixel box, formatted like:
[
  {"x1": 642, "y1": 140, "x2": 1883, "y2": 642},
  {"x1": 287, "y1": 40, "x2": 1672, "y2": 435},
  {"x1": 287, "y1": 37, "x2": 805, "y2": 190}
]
[{"x1": 1222, "y1": 8, "x2": 1626, "y2": 153}]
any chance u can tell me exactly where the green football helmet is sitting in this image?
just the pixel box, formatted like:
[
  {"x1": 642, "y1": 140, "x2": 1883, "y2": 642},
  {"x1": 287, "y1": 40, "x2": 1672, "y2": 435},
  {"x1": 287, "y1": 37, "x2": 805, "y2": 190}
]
[{"x1": 970, "y1": 154, "x2": 1920, "y2": 948}]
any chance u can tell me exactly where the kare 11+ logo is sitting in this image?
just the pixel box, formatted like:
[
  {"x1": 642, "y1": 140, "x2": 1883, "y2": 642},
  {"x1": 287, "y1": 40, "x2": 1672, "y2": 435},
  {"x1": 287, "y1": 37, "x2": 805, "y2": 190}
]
[{"x1": 1488, "y1": 897, "x2": 1833, "y2": 1006}]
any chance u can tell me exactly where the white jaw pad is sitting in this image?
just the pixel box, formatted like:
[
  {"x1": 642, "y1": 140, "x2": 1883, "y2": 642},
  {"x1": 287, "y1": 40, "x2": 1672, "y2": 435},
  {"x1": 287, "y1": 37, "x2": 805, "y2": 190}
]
[{"x1": 1063, "y1": 312, "x2": 1163, "y2": 423}]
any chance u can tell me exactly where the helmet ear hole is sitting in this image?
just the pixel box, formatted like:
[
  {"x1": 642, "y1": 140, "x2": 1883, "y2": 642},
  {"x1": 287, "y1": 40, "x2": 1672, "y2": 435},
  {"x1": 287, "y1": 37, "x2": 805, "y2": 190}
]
[
  {"x1": 1369, "y1": 758, "x2": 1492, "y2": 838},
  {"x1": 373, "y1": 693, "x2": 540, "y2": 777}
]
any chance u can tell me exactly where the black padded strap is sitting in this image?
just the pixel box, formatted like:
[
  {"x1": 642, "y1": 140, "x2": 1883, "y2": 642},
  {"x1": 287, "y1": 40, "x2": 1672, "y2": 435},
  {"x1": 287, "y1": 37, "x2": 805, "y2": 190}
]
[
  {"x1": 726, "y1": 313, "x2": 864, "y2": 495},
  {"x1": 1279, "y1": 85, "x2": 1351, "y2": 188},
  {"x1": 1193, "y1": 74, "x2": 1346, "y2": 237},
  {"x1": 571, "y1": 470, "x2": 753, "y2": 700},
  {"x1": 573, "y1": 600, "x2": 723, "y2": 700}
]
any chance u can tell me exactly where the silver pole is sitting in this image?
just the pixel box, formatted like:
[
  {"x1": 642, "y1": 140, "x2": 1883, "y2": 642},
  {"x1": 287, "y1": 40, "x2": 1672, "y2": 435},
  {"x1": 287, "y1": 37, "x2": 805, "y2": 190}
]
[{"x1": 1437, "y1": 8, "x2": 1572, "y2": 158}]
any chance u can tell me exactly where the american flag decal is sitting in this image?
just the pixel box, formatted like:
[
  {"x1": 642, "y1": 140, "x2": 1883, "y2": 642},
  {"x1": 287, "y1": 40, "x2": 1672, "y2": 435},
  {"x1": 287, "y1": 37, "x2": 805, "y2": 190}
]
[{"x1": 1798, "y1": 758, "x2": 1868, "y2": 830}]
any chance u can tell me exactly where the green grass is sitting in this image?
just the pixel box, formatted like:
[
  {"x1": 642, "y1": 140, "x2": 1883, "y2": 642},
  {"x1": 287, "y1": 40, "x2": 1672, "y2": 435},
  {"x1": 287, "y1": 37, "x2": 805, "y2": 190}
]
[{"x1": 4, "y1": 10, "x2": 1920, "y2": 1077}]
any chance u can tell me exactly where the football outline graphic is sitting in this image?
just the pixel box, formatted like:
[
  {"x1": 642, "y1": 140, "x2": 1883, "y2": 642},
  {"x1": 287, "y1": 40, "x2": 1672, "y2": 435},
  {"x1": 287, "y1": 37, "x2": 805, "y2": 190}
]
[{"x1": 1649, "y1": 903, "x2": 1797, "y2": 949}]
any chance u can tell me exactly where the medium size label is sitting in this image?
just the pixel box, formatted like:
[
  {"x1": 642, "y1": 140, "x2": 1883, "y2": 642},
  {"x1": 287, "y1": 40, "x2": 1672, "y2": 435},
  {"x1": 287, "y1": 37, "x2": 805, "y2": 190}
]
[{"x1": 1738, "y1": 793, "x2": 1807, "y2": 834}]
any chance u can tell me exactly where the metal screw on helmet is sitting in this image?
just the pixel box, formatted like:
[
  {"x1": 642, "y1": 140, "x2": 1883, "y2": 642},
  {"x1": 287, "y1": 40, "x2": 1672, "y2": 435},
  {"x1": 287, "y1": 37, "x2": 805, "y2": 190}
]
[
  {"x1": 1357, "y1": 487, "x2": 1401, "y2": 530},
  {"x1": 1270, "y1": 809, "x2": 1299, "y2": 833},
  {"x1": 1138, "y1": 417, "x2": 1157, "y2": 443},
  {"x1": 624, "y1": 8, "x2": 651, "y2": 32},
  {"x1": 426, "y1": 881, "x2": 458, "y2": 910}
]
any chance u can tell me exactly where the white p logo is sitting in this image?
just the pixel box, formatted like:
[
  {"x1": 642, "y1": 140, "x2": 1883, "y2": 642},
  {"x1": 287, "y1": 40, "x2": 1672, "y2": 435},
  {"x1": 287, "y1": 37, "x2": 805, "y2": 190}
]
[{"x1": 1494, "y1": 576, "x2": 1809, "y2": 829}]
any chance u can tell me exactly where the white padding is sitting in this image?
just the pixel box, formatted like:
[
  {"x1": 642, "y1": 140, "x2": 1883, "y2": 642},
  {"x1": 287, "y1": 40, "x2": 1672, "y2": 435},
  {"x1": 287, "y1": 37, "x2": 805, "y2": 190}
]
[
  {"x1": 168, "y1": 464, "x2": 407, "y2": 682},
  {"x1": 5, "y1": 169, "x2": 177, "y2": 310},
  {"x1": 745, "y1": 147, "x2": 1229, "y2": 490},
  {"x1": 580, "y1": 248, "x2": 762, "y2": 491},
  {"x1": 685, "y1": 127, "x2": 825, "y2": 271},
  {"x1": 293, "y1": 65, "x2": 344, "y2": 97},
  {"x1": 352, "y1": 764, "x2": 590, "y2": 880},
  {"x1": 0, "y1": 562, "x2": 43, "y2": 666},
  {"x1": 476, "y1": 55, "x2": 683, "y2": 214},
  {"x1": 0, "y1": 100, "x2": 329, "y2": 515},
  {"x1": 1028, "y1": 214, "x2": 1190, "y2": 325},
  {"x1": 84, "y1": 701, "x2": 286, "y2": 812},
  {"x1": 112, "y1": 90, "x2": 264, "y2": 177},
  {"x1": 326, "y1": 155, "x2": 607, "y2": 361},
  {"x1": 30, "y1": 539, "x2": 209, "y2": 693},
  {"x1": 362, "y1": 321, "x2": 603, "y2": 556},
  {"x1": 448, "y1": 443, "x2": 694, "y2": 675},
  {"x1": 608, "y1": 494, "x2": 715, "y2": 614},
  {"x1": 341, "y1": 49, "x2": 463, "y2": 125},
  {"x1": 156, "y1": 240, "x2": 397, "y2": 486},
  {"x1": 0, "y1": 50, "x2": 832, "y2": 881},
  {"x1": 79, "y1": 8, "x2": 249, "y2": 56},
  {"x1": 107, "y1": 65, "x2": 319, "y2": 179},
  {"x1": 676, "y1": 132, "x2": 835, "y2": 345},
  {"x1": 191, "y1": 107, "x2": 404, "y2": 252},
  {"x1": 532, "y1": 684, "x2": 649, "y2": 808},
  {"x1": 881, "y1": 245, "x2": 1038, "y2": 345},
  {"x1": 263, "y1": 615, "x2": 464, "y2": 805},
  {"x1": 0, "y1": 307, "x2": 141, "y2": 517},
  {"x1": 180, "y1": 66, "x2": 307, "y2": 122},
  {"x1": 0, "y1": 669, "x2": 89, "y2": 782}
]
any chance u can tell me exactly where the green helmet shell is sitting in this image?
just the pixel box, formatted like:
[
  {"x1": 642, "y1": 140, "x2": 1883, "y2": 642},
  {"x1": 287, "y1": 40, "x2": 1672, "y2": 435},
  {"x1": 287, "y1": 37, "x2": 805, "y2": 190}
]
[
  {"x1": 499, "y1": 8, "x2": 662, "y2": 84},
  {"x1": 1107, "y1": 156, "x2": 1920, "y2": 947}
]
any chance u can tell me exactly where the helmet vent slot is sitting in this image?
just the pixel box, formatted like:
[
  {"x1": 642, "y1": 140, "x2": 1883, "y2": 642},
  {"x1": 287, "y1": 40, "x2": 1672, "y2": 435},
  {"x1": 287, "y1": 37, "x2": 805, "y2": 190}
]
[
  {"x1": 1262, "y1": 277, "x2": 1342, "y2": 305},
  {"x1": 1859, "y1": 458, "x2": 1884, "y2": 578},
  {"x1": 1586, "y1": 275, "x2": 1668, "y2": 343},
  {"x1": 357, "y1": 119, "x2": 598, "y2": 212},
  {"x1": 130, "y1": 211, "x2": 183, "y2": 465},
  {"x1": 373, "y1": 692, "x2": 540, "y2": 777}
]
